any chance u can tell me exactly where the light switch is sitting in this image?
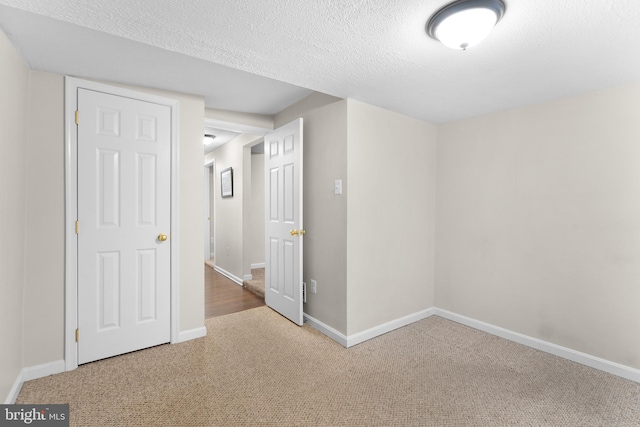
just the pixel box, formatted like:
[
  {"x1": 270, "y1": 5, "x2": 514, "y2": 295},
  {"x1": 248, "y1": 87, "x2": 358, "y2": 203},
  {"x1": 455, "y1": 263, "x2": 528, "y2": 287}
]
[{"x1": 334, "y1": 179, "x2": 343, "y2": 195}]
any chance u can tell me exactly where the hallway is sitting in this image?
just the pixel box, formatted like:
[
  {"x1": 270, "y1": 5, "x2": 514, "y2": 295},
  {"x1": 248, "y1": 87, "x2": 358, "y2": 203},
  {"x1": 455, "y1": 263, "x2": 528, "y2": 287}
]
[{"x1": 204, "y1": 264, "x2": 264, "y2": 318}]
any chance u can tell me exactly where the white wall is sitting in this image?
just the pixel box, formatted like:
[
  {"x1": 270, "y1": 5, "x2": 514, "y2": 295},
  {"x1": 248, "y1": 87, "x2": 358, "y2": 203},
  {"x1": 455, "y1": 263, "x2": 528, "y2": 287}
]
[
  {"x1": 346, "y1": 100, "x2": 437, "y2": 335},
  {"x1": 275, "y1": 94, "x2": 349, "y2": 334},
  {"x1": 275, "y1": 92, "x2": 343, "y2": 127},
  {"x1": 22, "y1": 71, "x2": 65, "y2": 368},
  {"x1": 436, "y1": 83, "x2": 640, "y2": 369},
  {"x1": 209, "y1": 133, "x2": 262, "y2": 281},
  {"x1": 205, "y1": 108, "x2": 273, "y2": 130},
  {"x1": 170, "y1": 90, "x2": 206, "y2": 332},
  {"x1": 273, "y1": 94, "x2": 438, "y2": 336},
  {"x1": 0, "y1": 28, "x2": 28, "y2": 403}
]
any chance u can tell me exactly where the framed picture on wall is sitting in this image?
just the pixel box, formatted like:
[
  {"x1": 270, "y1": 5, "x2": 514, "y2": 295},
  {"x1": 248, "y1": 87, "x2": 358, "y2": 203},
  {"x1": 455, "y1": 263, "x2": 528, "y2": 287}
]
[{"x1": 221, "y1": 167, "x2": 233, "y2": 198}]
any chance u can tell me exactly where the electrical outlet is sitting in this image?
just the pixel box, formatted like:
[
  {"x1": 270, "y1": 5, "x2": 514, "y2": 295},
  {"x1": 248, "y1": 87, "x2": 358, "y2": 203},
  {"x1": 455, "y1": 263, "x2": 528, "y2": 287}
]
[
  {"x1": 303, "y1": 282, "x2": 307, "y2": 303},
  {"x1": 310, "y1": 279, "x2": 317, "y2": 294}
]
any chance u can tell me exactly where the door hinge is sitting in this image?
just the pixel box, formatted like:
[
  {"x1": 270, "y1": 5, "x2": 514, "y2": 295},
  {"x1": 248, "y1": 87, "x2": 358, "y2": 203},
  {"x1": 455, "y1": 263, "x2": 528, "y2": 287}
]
[
  {"x1": 75, "y1": 220, "x2": 79, "y2": 234},
  {"x1": 75, "y1": 329, "x2": 79, "y2": 342},
  {"x1": 75, "y1": 110, "x2": 79, "y2": 125}
]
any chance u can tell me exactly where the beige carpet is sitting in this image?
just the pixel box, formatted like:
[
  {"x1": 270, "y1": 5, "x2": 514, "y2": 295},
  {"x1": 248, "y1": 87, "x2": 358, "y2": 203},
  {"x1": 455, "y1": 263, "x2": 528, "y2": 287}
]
[
  {"x1": 17, "y1": 307, "x2": 640, "y2": 426},
  {"x1": 243, "y1": 268, "x2": 265, "y2": 298}
]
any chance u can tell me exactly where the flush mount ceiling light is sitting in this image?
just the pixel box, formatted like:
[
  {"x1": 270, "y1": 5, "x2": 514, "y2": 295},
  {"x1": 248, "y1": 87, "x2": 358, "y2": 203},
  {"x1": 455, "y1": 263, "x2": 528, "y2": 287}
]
[
  {"x1": 203, "y1": 133, "x2": 216, "y2": 147},
  {"x1": 426, "y1": 0, "x2": 505, "y2": 50}
]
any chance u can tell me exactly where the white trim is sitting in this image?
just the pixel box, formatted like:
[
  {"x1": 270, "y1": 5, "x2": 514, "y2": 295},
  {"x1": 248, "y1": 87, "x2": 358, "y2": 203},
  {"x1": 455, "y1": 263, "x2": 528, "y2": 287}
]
[
  {"x1": 64, "y1": 77, "x2": 78, "y2": 371},
  {"x1": 204, "y1": 117, "x2": 271, "y2": 136},
  {"x1": 5, "y1": 373, "x2": 23, "y2": 404},
  {"x1": 434, "y1": 308, "x2": 640, "y2": 384},
  {"x1": 214, "y1": 265, "x2": 243, "y2": 286},
  {"x1": 175, "y1": 326, "x2": 207, "y2": 343},
  {"x1": 21, "y1": 360, "x2": 66, "y2": 382},
  {"x1": 303, "y1": 313, "x2": 348, "y2": 347},
  {"x1": 243, "y1": 274, "x2": 253, "y2": 281},
  {"x1": 203, "y1": 165, "x2": 211, "y2": 283},
  {"x1": 251, "y1": 263, "x2": 266, "y2": 269},
  {"x1": 305, "y1": 306, "x2": 640, "y2": 384},
  {"x1": 169, "y1": 94, "x2": 181, "y2": 345},
  {"x1": 346, "y1": 308, "x2": 435, "y2": 348},
  {"x1": 305, "y1": 308, "x2": 435, "y2": 348},
  {"x1": 5, "y1": 361, "x2": 66, "y2": 404},
  {"x1": 64, "y1": 77, "x2": 180, "y2": 367}
]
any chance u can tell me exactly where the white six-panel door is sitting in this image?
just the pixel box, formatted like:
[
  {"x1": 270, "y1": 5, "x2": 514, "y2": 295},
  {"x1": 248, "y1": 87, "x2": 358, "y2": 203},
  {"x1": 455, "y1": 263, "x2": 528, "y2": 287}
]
[
  {"x1": 264, "y1": 119, "x2": 304, "y2": 325},
  {"x1": 77, "y1": 88, "x2": 171, "y2": 364}
]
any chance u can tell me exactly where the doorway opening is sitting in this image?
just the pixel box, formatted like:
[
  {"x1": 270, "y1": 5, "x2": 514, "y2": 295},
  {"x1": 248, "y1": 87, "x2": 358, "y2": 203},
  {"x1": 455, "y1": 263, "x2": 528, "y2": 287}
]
[
  {"x1": 203, "y1": 119, "x2": 269, "y2": 318},
  {"x1": 202, "y1": 117, "x2": 305, "y2": 326}
]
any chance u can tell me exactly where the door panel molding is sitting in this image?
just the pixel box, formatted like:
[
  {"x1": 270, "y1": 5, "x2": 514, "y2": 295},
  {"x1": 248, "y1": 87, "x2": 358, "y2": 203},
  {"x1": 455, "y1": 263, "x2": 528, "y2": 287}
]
[{"x1": 64, "y1": 77, "x2": 179, "y2": 371}]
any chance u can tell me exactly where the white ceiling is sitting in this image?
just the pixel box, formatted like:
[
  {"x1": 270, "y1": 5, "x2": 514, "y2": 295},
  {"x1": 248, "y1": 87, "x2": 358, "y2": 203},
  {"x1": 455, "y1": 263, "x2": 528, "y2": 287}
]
[
  {"x1": 1, "y1": 0, "x2": 639, "y2": 123},
  {"x1": 203, "y1": 127, "x2": 241, "y2": 154}
]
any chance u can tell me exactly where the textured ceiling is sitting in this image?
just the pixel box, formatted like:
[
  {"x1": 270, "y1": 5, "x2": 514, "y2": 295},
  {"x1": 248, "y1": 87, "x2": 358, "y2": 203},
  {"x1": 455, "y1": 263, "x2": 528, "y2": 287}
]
[{"x1": 1, "y1": 0, "x2": 639, "y2": 123}]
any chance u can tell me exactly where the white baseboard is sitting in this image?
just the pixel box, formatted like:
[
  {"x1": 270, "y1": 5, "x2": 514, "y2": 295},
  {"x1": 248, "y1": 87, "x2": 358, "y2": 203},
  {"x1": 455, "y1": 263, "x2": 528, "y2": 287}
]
[
  {"x1": 251, "y1": 263, "x2": 265, "y2": 269},
  {"x1": 303, "y1": 313, "x2": 348, "y2": 347},
  {"x1": 21, "y1": 360, "x2": 65, "y2": 382},
  {"x1": 5, "y1": 373, "x2": 23, "y2": 404},
  {"x1": 5, "y1": 360, "x2": 66, "y2": 404},
  {"x1": 434, "y1": 308, "x2": 640, "y2": 384},
  {"x1": 304, "y1": 307, "x2": 435, "y2": 348},
  {"x1": 175, "y1": 326, "x2": 207, "y2": 343},
  {"x1": 214, "y1": 266, "x2": 242, "y2": 286},
  {"x1": 243, "y1": 274, "x2": 253, "y2": 281},
  {"x1": 346, "y1": 308, "x2": 435, "y2": 348},
  {"x1": 306, "y1": 306, "x2": 640, "y2": 383}
]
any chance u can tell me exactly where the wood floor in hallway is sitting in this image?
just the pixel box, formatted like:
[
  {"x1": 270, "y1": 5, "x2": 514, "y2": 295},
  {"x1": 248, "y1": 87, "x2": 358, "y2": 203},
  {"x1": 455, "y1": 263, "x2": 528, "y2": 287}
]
[{"x1": 205, "y1": 264, "x2": 265, "y2": 318}]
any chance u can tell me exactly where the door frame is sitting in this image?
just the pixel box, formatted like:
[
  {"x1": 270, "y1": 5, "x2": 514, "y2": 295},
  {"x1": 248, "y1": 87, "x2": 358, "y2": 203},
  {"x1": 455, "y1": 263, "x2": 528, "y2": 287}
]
[
  {"x1": 204, "y1": 164, "x2": 211, "y2": 261},
  {"x1": 204, "y1": 117, "x2": 270, "y2": 283},
  {"x1": 64, "y1": 77, "x2": 180, "y2": 371},
  {"x1": 204, "y1": 159, "x2": 215, "y2": 263}
]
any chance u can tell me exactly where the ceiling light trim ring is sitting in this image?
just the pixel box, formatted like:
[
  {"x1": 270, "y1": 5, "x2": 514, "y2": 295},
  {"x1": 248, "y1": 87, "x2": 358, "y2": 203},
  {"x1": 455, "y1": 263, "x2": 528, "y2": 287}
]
[{"x1": 426, "y1": 0, "x2": 506, "y2": 43}]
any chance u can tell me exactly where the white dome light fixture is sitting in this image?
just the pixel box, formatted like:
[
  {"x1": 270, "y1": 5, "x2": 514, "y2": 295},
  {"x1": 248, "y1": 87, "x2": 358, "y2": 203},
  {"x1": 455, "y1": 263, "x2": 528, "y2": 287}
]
[
  {"x1": 203, "y1": 133, "x2": 216, "y2": 147},
  {"x1": 426, "y1": 0, "x2": 505, "y2": 50}
]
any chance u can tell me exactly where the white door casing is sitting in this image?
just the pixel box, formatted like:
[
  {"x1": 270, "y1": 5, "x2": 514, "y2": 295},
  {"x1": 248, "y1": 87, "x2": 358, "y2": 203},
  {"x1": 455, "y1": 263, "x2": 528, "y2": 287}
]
[
  {"x1": 76, "y1": 88, "x2": 171, "y2": 364},
  {"x1": 204, "y1": 166, "x2": 211, "y2": 261},
  {"x1": 264, "y1": 119, "x2": 304, "y2": 325}
]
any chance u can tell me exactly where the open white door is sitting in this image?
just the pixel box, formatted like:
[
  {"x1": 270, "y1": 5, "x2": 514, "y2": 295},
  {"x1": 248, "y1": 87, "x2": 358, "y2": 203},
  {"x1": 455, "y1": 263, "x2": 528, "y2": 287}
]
[
  {"x1": 76, "y1": 88, "x2": 171, "y2": 364},
  {"x1": 264, "y1": 119, "x2": 304, "y2": 325}
]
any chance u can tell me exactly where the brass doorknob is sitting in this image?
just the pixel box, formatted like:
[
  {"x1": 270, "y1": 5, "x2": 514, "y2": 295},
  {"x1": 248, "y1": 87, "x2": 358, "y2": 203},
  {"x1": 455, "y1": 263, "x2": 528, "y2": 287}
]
[
  {"x1": 158, "y1": 233, "x2": 168, "y2": 242},
  {"x1": 290, "y1": 229, "x2": 299, "y2": 236}
]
